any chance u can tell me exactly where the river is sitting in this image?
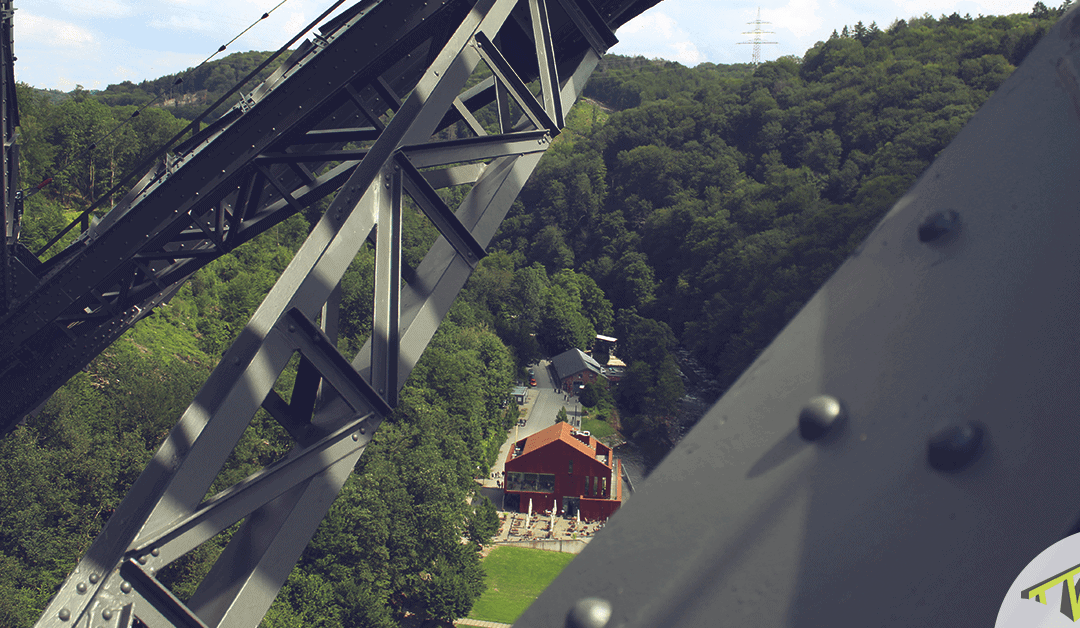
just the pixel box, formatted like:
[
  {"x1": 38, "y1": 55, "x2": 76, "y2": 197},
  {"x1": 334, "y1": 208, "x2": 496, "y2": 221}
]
[{"x1": 614, "y1": 348, "x2": 723, "y2": 496}]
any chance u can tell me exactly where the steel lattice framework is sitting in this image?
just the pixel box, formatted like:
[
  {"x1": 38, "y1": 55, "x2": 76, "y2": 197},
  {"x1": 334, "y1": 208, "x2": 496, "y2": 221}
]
[
  {"x1": 0, "y1": 0, "x2": 642, "y2": 433},
  {"x1": 0, "y1": 0, "x2": 660, "y2": 626},
  {"x1": 9, "y1": 1, "x2": 1080, "y2": 627}
]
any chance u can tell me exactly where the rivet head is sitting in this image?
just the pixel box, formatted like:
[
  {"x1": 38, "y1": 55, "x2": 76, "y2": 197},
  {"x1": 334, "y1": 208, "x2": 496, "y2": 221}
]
[
  {"x1": 352, "y1": 433, "x2": 359, "y2": 441},
  {"x1": 234, "y1": 357, "x2": 241, "y2": 365},
  {"x1": 360, "y1": 426, "x2": 366, "y2": 434},
  {"x1": 121, "y1": 581, "x2": 132, "y2": 594},
  {"x1": 918, "y1": 210, "x2": 960, "y2": 243},
  {"x1": 151, "y1": 548, "x2": 160, "y2": 557},
  {"x1": 567, "y1": 597, "x2": 612, "y2": 628},
  {"x1": 76, "y1": 582, "x2": 87, "y2": 593},
  {"x1": 288, "y1": 324, "x2": 296, "y2": 332},
  {"x1": 798, "y1": 395, "x2": 847, "y2": 441},
  {"x1": 138, "y1": 556, "x2": 148, "y2": 565},
  {"x1": 928, "y1": 422, "x2": 984, "y2": 472},
  {"x1": 102, "y1": 609, "x2": 113, "y2": 620},
  {"x1": 89, "y1": 573, "x2": 99, "y2": 584},
  {"x1": 58, "y1": 608, "x2": 71, "y2": 621}
]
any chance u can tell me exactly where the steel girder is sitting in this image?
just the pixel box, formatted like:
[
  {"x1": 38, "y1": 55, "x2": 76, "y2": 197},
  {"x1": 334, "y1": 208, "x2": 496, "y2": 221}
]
[
  {"x1": 0, "y1": 0, "x2": 655, "y2": 434},
  {"x1": 28, "y1": 0, "x2": 645, "y2": 625},
  {"x1": 0, "y1": 0, "x2": 19, "y2": 314},
  {"x1": 511, "y1": 7, "x2": 1080, "y2": 628}
]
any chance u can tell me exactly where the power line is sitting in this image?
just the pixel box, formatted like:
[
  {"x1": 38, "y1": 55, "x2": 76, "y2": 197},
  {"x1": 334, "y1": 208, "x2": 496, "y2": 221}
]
[
  {"x1": 34, "y1": 0, "x2": 358, "y2": 257},
  {"x1": 31, "y1": 0, "x2": 292, "y2": 199}
]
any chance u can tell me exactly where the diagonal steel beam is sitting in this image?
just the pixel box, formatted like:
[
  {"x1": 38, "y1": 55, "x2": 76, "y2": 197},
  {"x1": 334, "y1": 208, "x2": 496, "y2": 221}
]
[
  {"x1": 397, "y1": 153, "x2": 487, "y2": 265},
  {"x1": 474, "y1": 31, "x2": 559, "y2": 134},
  {"x1": 24, "y1": 0, "x2": 659, "y2": 624},
  {"x1": 30, "y1": 1, "x2": 576, "y2": 625},
  {"x1": 530, "y1": 0, "x2": 565, "y2": 128}
]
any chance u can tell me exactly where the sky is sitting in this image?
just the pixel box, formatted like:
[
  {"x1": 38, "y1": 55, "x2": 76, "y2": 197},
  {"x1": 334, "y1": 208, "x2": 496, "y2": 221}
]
[{"x1": 11, "y1": 0, "x2": 1052, "y2": 92}]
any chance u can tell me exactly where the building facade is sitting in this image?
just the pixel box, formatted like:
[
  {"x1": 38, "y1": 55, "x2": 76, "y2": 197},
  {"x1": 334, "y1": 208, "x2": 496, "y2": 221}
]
[{"x1": 504, "y1": 422, "x2": 623, "y2": 521}]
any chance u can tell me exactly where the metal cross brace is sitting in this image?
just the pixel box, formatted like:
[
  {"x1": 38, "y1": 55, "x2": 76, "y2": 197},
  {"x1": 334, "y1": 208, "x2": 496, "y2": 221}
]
[
  {"x1": 0, "y1": 0, "x2": 631, "y2": 436},
  {"x1": 32, "y1": 0, "x2": 612, "y2": 625}
]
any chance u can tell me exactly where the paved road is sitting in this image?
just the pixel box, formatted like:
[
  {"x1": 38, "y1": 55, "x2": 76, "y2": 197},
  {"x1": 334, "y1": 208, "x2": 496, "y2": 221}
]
[
  {"x1": 526, "y1": 359, "x2": 582, "y2": 435},
  {"x1": 481, "y1": 359, "x2": 584, "y2": 492}
]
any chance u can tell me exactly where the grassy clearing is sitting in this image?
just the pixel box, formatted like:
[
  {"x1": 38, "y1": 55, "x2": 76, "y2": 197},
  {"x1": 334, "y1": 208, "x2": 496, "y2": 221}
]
[
  {"x1": 581, "y1": 417, "x2": 615, "y2": 438},
  {"x1": 468, "y1": 546, "x2": 576, "y2": 624}
]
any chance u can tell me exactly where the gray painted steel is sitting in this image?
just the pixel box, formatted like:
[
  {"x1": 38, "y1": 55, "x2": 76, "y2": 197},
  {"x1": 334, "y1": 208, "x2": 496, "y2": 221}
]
[
  {"x1": 23, "y1": 0, "x2": 661, "y2": 626},
  {"x1": 0, "y1": 0, "x2": 657, "y2": 434},
  {"x1": 513, "y1": 7, "x2": 1080, "y2": 628},
  {"x1": 0, "y1": 0, "x2": 19, "y2": 314}
]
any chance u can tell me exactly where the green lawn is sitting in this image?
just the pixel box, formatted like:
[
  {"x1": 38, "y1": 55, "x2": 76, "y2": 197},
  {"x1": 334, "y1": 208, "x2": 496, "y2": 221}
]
[
  {"x1": 581, "y1": 417, "x2": 615, "y2": 438},
  {"x1": 468, "y1": 546, "x2": 576, "y2": 624}
]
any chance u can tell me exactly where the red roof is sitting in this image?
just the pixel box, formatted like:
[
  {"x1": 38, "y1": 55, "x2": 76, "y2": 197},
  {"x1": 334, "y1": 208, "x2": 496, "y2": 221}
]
[{"x1": 509, "y1": 422, "x2": 603, "y2": 464}]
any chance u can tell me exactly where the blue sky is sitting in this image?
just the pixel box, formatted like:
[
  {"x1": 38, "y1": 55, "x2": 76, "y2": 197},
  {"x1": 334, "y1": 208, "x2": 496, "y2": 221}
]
[{"x1": 13, "y1": 0, "x2": 1050, "y2": 91}]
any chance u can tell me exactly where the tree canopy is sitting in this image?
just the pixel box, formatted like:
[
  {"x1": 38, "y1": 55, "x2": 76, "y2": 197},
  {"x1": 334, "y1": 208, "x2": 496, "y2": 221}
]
[{"x1": 4, "y1": 4, "x2": 1068, "y2": 625}]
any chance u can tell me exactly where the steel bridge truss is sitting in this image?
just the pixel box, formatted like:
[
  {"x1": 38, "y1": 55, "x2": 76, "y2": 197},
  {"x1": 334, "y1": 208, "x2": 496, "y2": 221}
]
[
  {"x1": 0, "y1": 0, "x2": 624, "y2": 434},
  {"x1": 28, "y1": 0, "x2": 626, "y2": 625}
]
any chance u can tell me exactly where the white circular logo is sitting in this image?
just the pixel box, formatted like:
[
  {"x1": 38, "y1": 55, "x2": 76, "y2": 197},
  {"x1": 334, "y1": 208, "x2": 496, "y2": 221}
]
[{"x1": 997, "y1": 532, "x2": 1080, "y2": 627}]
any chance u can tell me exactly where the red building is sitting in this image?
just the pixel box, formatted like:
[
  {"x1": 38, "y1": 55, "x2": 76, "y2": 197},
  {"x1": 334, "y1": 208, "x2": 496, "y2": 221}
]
[{"x1": 504, "y1": 422, "x2": 623, "y2": 521}]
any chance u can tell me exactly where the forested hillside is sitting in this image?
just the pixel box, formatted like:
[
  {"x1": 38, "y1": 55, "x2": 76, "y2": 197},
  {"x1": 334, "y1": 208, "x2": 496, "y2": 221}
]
[
  {"x1": 492, "y1": 4, "x2": 1070, "y2": 435},
  {"x1": 1, "y1": 3, "x2": 1071, "y2": 625}
]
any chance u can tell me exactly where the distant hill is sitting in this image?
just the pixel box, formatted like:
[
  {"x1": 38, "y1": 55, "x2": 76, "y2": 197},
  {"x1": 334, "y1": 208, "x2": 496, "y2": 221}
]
[
  {"x1": 18, "y1": 85, "x2": 71, "y2": 106},
  {"x1": 20, "y1": 51, "x2": 287, "y2": 123},
  {"x1": 93, "y1": 50, "x2": 287, "y2": 121}
]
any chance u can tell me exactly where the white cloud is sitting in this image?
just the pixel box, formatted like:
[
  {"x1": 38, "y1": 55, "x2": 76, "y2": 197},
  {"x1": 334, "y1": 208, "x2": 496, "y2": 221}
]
[
  {"x1": 19, "y1": 13, "x2": 97, "y2": 49},
  {"x1": 619, "y1": 11, "x2": 679, "y2": 39},
  {"x1": 767, "y1": 0, "x2": 825, "y2": 38},
  {"x1": 52, "y1": 0, "x2": 138, "y2": 19},
  {"x1": 284, "y1": 11, "x2": 307, "y2": 36},
  {"x1": 672, "y1": 40, "x2": 705, "y2": 65},
  {"x1": 614, "y1": 10, "x2": 706, "y2": 64},
  {"x1": 148, "y1": 12, "x2": 233, "y2": 35}
]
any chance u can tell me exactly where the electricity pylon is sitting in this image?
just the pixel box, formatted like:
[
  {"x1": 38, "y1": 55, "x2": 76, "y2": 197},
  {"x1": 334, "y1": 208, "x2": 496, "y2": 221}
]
[{"x1": 738, "y1": 7, "x2": 778, "y2": 65}]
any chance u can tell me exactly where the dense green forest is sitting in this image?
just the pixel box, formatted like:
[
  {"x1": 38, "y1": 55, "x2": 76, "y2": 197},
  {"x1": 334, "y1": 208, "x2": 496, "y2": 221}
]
[{"x1": 2, "y1": 3, "x2": 1072, "y2": 625}]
